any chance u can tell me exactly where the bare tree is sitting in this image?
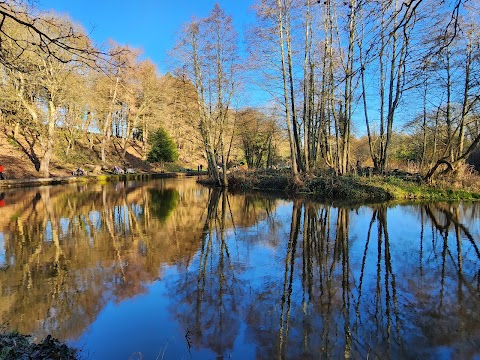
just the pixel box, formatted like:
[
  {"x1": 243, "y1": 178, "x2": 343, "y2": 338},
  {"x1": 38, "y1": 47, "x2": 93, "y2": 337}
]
[
  {"x1": 174, "y1": 4, "x2": 239, "y2": 186},
  {"x1": 0, "y1": 11, "x2": 96, "y2": 176},
  {"x1": 249, "y1": 0, "x2": 302, "y2": 182}
]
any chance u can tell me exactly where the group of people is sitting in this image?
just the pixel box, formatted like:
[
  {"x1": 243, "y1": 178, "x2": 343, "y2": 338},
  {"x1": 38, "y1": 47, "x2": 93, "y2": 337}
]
[{"x1": 72, "y1": 167, "x2": 86, "y2": 176}]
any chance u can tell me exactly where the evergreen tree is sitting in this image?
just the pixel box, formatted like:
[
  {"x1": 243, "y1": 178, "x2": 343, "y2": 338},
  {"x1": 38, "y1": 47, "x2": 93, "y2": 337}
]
[{"x1": 147, "y1": 128, "x2": 178, "y2": 163}]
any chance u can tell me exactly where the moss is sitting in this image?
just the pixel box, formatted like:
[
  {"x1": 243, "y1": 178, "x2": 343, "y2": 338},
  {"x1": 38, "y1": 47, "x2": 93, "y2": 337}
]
[
  {"x1": 373, "y1": 176, "x2": 480, "y2": 201},
  {"x1": 299, "y1": 176, "x2": 393, "y2": 201}
]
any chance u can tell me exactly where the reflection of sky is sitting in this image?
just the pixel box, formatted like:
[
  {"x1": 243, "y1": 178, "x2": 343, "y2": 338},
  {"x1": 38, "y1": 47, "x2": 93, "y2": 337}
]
[
  {"x1": 73, "y1": 273, "x2": 195, "y2": 360},
  {"x1": 0, "y1": 233, "x2": 4, "y2": 265},
  {"x1": 72, "y1": 267, "x2": 255, "y2": 360},
  {"x1": 350, "y1": 204, "x2": 479, "y2": 258},
  {"x1": 67, "y1": 200, "x2": 480, "y2": 359},
  {"x1": 1, "y1": 181, "x2": 478, "y2": 359}
]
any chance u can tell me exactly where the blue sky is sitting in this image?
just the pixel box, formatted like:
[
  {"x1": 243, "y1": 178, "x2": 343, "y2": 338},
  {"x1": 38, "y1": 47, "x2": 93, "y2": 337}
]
[{"x1": 38, "y1": 0, "x2": 256, "y2": 74}]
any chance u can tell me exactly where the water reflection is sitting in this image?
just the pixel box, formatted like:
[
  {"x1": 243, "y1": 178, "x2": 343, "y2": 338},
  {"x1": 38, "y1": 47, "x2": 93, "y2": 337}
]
[
  {"x1": 168, "y1": 195, "x2": 479, "y2": 359},
  {"x1": 0, "y1": 180, "x2": 478, "y2": 359},
  {"x1": 0, "y1": 180, "x2": 201, "y2": 341}
]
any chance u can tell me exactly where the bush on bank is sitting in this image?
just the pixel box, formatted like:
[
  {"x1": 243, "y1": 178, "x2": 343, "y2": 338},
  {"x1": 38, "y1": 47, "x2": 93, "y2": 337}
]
[{"x1": 225, "y1": 170, "x2": 480, "y2": 202}]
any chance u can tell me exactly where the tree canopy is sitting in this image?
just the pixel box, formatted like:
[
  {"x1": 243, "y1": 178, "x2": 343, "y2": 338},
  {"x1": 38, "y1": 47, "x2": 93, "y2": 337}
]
[{"x1": 0, "y1": 0, "x2": 478, "y2": 181}]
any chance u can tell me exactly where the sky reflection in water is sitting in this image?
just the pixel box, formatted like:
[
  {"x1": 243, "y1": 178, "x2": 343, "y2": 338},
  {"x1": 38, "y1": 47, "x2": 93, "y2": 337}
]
[{"x1": 0, "y1": 178, "x2": 478, "y2": 359}]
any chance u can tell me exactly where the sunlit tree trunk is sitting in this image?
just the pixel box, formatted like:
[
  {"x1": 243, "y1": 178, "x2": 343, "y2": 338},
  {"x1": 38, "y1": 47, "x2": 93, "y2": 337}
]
[
  {"x1": 316, "y1": 0, "x2": 337, "y2": 172},
  {"x1": 359, "y1": 22, "x2": 377, "y2": 169},
  {"x1": 39, "y1": 99, "x2": 57, "y2": 177},
  {"x1": 421, "y1": 71, "x2": 428, "y2": 170},
  {"x1": 445, "y1": 47, "x2": 454, "y2": 162},
  {"x1": 302, "y1": 0, "x2": 312, "y2": 173},
  {"x1": 377, "y1": 0, "x2": 409, "y2": 173},
  {"x1": 101, "y1": 76, "x2": 119, "y2": 163},
  {"x1": 458, "y1": 28, "x2": 473, "y2": 160},
  {"x1": 276, "y1": 0, "x2": 301, "y2": 182},
  {"x1": 339, "y1": 0, "x2": 357, "y2": 175}
]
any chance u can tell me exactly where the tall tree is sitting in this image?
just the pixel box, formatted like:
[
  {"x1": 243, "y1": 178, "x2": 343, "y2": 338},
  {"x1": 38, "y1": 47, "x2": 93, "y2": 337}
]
[
  {"x1": 1, "y1": 12, "x2": 93, "y2": 176},
  {"x1": 174, "y1": 4, "x2": 239, "y2": 186},
  {"x1": 250, "y1": 0, "x2": 303, "y2": 182}
]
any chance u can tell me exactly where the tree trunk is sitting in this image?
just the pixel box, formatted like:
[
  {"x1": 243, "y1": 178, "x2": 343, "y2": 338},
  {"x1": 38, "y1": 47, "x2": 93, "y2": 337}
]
[
  {"x1": 360, "y1": 36, "x2": 377, "y2": 169},
  {"x1": 302, "y1": 0, "x2": 312, "y2": 173},
  {"x1": 458, "y1": 32, "x2": 472, "y2": 160},
  {"x1": 285, "y1": 1, "x2": 303, "y2": 174},
  {"x1": 39, "y1": 100, "x2": 57, "y2": 178},
  {"x1": 101, "y1": 77, "x2": 119, "y2": 163},
  {"x1": 425, "y1": 132, "x2": 480, "y2": 181},
  {"x1": 276, "y1": 0, "x2": 301, "y2": 183}
]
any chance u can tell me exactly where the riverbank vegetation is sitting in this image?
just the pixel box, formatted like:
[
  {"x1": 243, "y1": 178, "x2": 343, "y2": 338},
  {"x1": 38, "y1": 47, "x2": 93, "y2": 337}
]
[
  {"x1": 0, "y1": 331, "x2": 78, "y2": 360},
  {"x1": 0, "y1": 0, "x2": 479, "y2": 191},
  {"x1": 225, "y1": 166, "x2": 480, "y2": 202}
]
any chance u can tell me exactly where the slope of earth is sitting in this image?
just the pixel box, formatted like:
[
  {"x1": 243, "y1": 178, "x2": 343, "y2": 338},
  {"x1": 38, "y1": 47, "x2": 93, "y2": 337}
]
[{"x1": 0, "y1": 127, "x2": 174, "y2": 179}]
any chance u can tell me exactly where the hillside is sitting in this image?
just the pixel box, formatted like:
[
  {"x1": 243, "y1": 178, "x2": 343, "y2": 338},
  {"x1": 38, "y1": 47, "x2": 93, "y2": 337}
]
[{"x1": 0, "y1": 127, "x2": 190, "y2": 179}]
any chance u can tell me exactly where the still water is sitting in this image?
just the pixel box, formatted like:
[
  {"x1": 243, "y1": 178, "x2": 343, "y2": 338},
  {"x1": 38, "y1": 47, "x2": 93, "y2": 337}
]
[{"x1": 0, "y1": 178, "x2": 479, "y2": 359}]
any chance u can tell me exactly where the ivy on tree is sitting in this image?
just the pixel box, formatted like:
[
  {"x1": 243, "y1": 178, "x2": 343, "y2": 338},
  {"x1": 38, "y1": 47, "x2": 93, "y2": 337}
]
[{"x1": 147, "y1": 128, "x2": 178, "y2": 163}]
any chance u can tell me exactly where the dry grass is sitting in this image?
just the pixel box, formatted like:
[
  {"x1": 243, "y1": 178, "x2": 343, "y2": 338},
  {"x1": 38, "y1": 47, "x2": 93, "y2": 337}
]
[{"x1": 432, "y1": 163, "x2": 480, "y2": 193}]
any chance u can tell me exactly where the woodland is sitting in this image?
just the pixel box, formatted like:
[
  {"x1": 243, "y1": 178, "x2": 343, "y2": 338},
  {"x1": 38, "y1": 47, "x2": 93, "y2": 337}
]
[
  {"x1": 0, "y1": 1, "x2": 479, "y2": 356},
  {"x1": 0, "y1": 0, "x2": 479, "y2": 188}
]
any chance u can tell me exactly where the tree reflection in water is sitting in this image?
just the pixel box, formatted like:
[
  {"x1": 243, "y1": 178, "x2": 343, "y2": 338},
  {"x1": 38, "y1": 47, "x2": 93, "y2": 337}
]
[
  {"x1": 170, "y1": 189, "x2": 275, "y2": 356},
  {"x1": 169, "y1": 194, "x2": 479, "y2": 359},
  {"x1": 0, "y1": 180, "x2": 189, "y2": 341},
  {"x1": 0, "y1": 181, "x2": 478, "y2": 359}
]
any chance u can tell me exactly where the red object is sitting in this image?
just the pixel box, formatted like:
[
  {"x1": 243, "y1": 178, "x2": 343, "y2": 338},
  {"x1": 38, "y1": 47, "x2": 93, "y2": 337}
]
[
  {"x1": 0, "y1": 165, "x2": 3, "y2": 172},
  {"x1": 0, "y1": 200, "x2": 4, "y2": 207}
]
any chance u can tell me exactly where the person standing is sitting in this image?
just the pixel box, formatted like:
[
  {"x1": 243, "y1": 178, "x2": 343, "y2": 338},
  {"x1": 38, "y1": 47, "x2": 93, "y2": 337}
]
[{"x1": 0, "y1": 164, "x2": 4, "y2": 180}]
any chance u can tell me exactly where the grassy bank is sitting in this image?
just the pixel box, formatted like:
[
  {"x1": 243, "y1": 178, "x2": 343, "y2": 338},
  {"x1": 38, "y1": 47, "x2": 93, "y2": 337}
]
[{"x1": 226, "y1": 170, "x2": 480, "y2": 202}]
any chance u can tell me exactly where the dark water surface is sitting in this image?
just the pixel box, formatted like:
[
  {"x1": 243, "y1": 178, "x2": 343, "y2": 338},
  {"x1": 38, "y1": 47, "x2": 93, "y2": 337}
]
[{"x1": 0, "y1": 178, "x2": 479, "y2": 359}]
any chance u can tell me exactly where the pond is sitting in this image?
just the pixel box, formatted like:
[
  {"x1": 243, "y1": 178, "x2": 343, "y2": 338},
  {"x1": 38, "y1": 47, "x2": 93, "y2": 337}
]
[{"x1": 0, "y1": 178, "x2": 479, "y2": 359}]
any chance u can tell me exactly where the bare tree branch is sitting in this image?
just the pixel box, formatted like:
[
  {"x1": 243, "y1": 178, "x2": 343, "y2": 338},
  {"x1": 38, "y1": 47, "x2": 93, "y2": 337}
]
[{"x1": 0, "y1": 1, "x2": 120, "y2": 73}]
